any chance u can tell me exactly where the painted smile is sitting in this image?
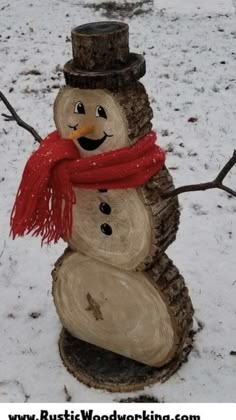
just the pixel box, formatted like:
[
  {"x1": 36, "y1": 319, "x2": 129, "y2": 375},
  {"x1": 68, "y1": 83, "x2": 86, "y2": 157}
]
[{"x1": 77, "y1": 132, "x2": 113, "y2": 151}]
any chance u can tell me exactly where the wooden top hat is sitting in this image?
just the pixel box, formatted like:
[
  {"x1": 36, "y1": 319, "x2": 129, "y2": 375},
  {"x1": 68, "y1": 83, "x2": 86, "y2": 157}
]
[{"x1": 63, "y1": 21, "x2": 146, "y2": 89}]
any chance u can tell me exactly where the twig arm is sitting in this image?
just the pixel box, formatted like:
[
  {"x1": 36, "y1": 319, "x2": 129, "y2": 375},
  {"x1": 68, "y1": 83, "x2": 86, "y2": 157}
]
[
  {"x1": 215, "y1": 150, "x2": 236, "y2": 183},
  {"x1": 0, "y1": 91, "x2": 42, "y2": 143},
  {"x1": 160, "y1": 150, "x2": 236, "y2": 199}
]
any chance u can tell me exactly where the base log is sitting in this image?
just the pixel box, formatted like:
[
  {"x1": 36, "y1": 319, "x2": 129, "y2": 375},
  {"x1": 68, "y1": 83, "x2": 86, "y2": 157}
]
[
  {"x1": 59, "y1": 328, "x2": 194, "y2": 392},
  {"x1": 52, "y1": 250, "x2": 194, "y2": 374}
]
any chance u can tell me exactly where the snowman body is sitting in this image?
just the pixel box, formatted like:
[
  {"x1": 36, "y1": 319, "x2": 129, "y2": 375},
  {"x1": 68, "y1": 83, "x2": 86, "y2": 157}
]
[
  {"x1": 70, "y1": 187, "x2": 153, "y2": 270},
  {"x1": 52, "y1": 84, "x2": 193, "y2": 367}
]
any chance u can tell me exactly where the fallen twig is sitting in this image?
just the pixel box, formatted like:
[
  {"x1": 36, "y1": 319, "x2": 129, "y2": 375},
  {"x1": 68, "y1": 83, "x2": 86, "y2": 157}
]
[
  {"x1": 0, "y1": 91, "x2": 41, "y2": 143},
  {"x1": 160, "y1": 151, "x2": 236, "y2": 199},
  {"x1": 64, "y1": 385, "x2": 72, "y2": 402},
  {"x1": 1, "y1": 4, "x2": 10, "y2": 11}
]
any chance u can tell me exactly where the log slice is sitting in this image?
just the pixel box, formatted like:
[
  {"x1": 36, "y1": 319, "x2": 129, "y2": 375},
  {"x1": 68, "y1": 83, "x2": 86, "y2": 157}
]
[
  {"x1": 52, "y1": 249, "x2": 193, "y2": 369},
  {"x1": 58, "y1": 327, "x2": 194, "y2": 393}
]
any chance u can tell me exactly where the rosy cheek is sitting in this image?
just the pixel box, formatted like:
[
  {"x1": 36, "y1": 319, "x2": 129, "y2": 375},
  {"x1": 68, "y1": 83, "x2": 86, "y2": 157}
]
[
  {"x1": 104, "y1": 122, "x2": 114, "y2": 136},
  {"x1": 100, "y1": 137, "x2": 115, "y2": 150}
]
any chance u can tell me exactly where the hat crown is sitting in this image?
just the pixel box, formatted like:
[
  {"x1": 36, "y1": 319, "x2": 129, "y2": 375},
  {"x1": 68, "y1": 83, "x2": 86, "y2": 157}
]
[
  {"x1": 64, "y1": 21, "x2": 146, "y2": 89},
  {"x1": 71, "y1": 21, "x2": 129, "y2": 71}
]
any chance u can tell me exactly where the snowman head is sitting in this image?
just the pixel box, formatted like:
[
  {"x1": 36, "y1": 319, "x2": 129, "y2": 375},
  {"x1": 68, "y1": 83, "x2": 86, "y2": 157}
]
[
  {"x1": 54, "y1": 86, "x2": 129, "y2": 157},
  {"x1": 54, "y1": 21, "x2": 153, "y2": 156},
  {"x1": 54, "y1": 82, "x2": 153, "y2": 157}
]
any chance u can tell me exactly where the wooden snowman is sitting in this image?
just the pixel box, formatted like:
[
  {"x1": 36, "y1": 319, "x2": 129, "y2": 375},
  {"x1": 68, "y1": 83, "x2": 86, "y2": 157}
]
[
  {"x1": 51, "y1": 22, "x2": 194, "y2": 391},
  {"x1": 4, "y1": 19, "x2": 235, "y2": 394}
]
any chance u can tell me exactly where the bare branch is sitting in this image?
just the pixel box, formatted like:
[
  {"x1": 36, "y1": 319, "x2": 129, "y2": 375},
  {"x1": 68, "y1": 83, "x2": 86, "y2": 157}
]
[
  {"x1": 160, "y1": 150, "x2": 236, "y2": 199},
  {"x1": 0, "y1": 91, "x2": 42, "y2": 143},
  {"x1": 2, "y1": 113, "x2": 15, "y2": 121},
  {"x1": 219, "y1": 184, "x2": 236, "y2": 197},
  {"x1": 215, "y1": 150, "x2": 236, "y2": 183},
  {"x1": 63, "y1": 385, "x2": 72, "y2": 402}
]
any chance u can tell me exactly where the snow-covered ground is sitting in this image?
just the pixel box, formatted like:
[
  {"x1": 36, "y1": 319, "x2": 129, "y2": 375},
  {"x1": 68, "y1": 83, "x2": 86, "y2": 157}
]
[{"x1": 0, "y1": 0, "x2": 236, "y2": 403}]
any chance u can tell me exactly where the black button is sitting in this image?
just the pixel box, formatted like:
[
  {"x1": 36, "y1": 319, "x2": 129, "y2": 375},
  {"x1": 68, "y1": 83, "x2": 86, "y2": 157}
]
[
  {"x1": 98, "y1": 189, "x2": 107, "y2": 193},
  {"x1": 99, "y1": 202, "x2": 111, "y2": 215},
  {"x1": 100, "y1": 223, "x2": 112, "y2": 236}
]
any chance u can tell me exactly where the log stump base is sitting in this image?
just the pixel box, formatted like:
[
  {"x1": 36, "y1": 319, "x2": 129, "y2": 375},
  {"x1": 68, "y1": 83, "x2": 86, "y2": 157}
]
[{"x1": 59, "y1": 328, "x2": 194, "y2": 393}]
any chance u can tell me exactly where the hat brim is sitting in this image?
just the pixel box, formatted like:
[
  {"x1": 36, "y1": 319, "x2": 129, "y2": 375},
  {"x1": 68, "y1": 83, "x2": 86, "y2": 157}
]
[{"x1": 63, "y1": 53, "x2": 145, "y2": 89}]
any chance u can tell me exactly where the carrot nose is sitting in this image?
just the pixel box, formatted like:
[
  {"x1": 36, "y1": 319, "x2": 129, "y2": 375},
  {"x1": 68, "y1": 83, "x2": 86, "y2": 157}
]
[{"x1": 68, "y1": 124, "x2": 94, "y2": 140}]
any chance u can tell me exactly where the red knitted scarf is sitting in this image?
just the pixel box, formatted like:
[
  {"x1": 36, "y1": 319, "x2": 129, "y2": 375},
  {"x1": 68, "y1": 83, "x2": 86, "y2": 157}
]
[{"x1": 10, "y1": 130, "x2": 165, "y2": 244}]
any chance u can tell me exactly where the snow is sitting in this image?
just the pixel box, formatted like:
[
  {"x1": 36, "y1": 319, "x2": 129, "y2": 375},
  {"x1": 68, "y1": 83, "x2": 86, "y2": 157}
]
[
  {"x1": 155, "y1": 0, "x2": 235, "y2": 15},
  {"x1": 0, "y1": 0, "x2": 236, "y2": 403}
]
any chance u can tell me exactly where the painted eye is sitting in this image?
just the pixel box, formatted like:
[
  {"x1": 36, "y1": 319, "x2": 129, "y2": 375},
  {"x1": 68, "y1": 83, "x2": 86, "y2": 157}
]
[
  {"x1": 74, "y1": 101, "x2": 85, "y2": 114},
  {"x1": 96, "y1": 105, "x2": 107, "y2": 119}
]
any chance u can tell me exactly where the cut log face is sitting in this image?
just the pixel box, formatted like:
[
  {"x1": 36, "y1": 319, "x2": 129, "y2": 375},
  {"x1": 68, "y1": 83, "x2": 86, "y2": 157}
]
[
  {"x1": 54, "y1": 86, "x2": 129, "y2": 157},
  {"x1": 68, "y1": 187, "x2": 153, "y2": 270},
  {"x1": 52, "y1": 250, "x2": 193, "y2": 367},
  {"x1": 67, "y1": 165, "x2": 179, "y2": 270},
  {"x1": 53, "y1": 251, "x2": 174, "y2": 366}
]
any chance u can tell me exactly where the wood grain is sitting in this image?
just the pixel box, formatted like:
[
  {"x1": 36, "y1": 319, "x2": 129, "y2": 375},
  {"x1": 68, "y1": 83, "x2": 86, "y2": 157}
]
[{"x1": 52, "y1": 249, "x2": 193, "y2": 367}]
